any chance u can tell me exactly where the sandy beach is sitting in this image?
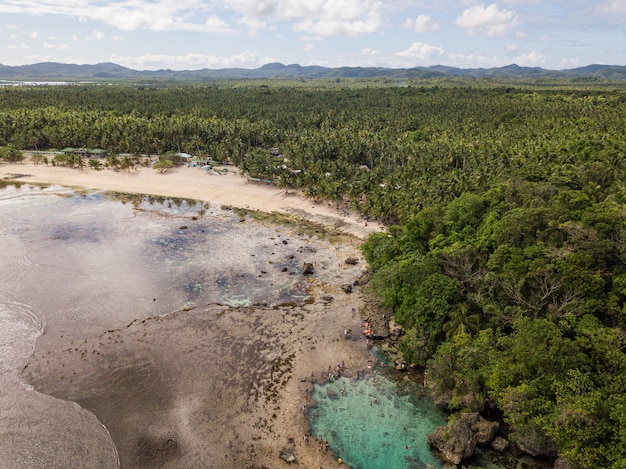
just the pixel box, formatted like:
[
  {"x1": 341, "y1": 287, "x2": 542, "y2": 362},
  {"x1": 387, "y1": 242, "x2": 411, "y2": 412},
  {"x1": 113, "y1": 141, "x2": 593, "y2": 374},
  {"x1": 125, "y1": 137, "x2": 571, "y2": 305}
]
[
  {"x1": 1, "y1": 154, "x2": 382, "y2": 240},
  {"x1": 1, "y1": 155, "x2": 388, "y2": 469}
]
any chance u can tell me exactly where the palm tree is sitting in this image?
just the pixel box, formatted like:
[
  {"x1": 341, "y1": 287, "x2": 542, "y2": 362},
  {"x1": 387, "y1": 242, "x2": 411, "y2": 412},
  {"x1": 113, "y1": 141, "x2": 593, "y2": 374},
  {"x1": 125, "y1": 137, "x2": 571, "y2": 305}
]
[{"x1": 443, "y1": 304, "x2": 481, "y2": 338}]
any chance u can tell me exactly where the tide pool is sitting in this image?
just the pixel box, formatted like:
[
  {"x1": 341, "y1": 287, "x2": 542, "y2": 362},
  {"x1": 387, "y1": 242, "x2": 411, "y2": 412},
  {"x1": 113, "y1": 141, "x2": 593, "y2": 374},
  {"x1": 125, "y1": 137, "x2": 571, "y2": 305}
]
[{"x1": 308, "y1": 373, "x2": 445, "y2": 469}]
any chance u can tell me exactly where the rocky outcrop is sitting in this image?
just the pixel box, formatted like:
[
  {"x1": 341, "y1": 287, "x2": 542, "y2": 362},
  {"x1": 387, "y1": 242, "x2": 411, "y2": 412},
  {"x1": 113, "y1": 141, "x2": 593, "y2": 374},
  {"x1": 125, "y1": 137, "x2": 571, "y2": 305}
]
[
  {"x1": 427, "y1": 419, "x2": 476, "y2": 465},
  {"x1": 491, "y1": 436, "x2": 510, "y2": 452},
  {"x1": 427, "y1": 412, "x2": 500, "y2": 465},
  {"x1": 471, "y1": 415, "x2": 499, "y2": 445},
  {"x1": 512, "y1": 428, "x2": 558, "y2": 458}
]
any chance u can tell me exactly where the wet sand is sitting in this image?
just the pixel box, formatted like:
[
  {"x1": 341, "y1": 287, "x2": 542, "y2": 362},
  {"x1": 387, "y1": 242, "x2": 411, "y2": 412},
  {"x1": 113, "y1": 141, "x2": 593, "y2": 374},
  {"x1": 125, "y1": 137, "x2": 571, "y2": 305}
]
[
  {"x1": 0, "y1": 159, "x2": 386, "y2": 469},
  {"x1": 1, "y1": 154, "x2": 381, "y2": 240},
  {"x1": 23, "y1": 300, "x2": 375, "y2": 468}
]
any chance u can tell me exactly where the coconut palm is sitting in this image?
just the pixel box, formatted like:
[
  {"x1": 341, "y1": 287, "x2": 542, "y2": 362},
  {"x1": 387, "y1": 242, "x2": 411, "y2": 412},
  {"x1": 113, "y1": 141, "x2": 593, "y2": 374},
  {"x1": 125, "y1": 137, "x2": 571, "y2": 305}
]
[{"x1": 443, "y1": 304, "x2": 481, "y2": 338}]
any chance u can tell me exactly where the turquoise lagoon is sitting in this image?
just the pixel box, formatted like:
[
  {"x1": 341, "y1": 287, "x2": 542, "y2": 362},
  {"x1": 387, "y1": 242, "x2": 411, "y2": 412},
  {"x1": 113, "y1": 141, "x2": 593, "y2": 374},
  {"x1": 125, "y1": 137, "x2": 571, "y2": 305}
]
[{"x1": 308, "y1": 371, "x2": 446, "y2": 469}]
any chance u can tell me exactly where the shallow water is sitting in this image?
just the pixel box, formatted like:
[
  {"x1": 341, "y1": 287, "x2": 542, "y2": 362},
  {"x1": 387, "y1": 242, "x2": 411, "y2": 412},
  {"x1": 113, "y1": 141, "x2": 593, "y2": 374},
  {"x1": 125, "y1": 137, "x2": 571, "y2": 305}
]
[
  {"x1": 309, "y1": 372, "x2": 446, "y2": 469},
  {"x1": 0, "y1": 183, "x2": 364, "y2": 467}
]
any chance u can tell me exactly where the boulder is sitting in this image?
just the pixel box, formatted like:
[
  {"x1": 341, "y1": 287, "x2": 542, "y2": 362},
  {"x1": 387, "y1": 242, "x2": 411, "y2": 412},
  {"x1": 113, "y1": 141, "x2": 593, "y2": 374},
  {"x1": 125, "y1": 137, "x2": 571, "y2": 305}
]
[
  {"x1": 427, "y1": 412, "x2": 502, "y2": 465},
  {"x1": 344, "y1": 257, "x2": 359, "y2": 265},
  {"x1": 471, "y1": 416, "x2": 500, "y2": 445},
  {"x1": 427, "y1": 420, "x2": 476, "y2": 465},
  {"x1": 302, "y1": 263, "x2": 315, "y2": 275},
  {"x1": 513, "y1": 428, "x2": 558, "y2": 458},
  {"x1": 341, "y1": 283, "x2": 353, "y2": 293},
  {"x1": 279, "y1": 447, "x2": 297, "y2": 464},
  {"x1": 491, "y1": 436, "x2": 510, "y2": 452}
]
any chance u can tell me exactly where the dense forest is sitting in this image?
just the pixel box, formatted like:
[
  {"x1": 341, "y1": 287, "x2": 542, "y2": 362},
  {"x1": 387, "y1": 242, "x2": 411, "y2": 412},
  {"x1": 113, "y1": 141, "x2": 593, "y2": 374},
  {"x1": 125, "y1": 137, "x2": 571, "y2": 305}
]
[{"x1": 1, "y1": 80, "x2": 626, "y2": 468}]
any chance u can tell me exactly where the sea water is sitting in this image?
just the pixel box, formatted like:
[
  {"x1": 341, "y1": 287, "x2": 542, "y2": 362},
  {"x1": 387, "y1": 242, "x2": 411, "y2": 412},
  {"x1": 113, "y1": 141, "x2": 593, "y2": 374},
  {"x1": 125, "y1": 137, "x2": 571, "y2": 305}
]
[{"x1": 309, "y1": 371, "x2": 446, "y2": 469}]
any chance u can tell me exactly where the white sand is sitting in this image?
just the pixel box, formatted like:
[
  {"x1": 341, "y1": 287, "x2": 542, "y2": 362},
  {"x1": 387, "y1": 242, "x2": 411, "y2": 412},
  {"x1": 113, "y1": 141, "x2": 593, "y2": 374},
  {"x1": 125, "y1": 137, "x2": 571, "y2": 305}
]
[{"x1": 1, "y1": 155, "x2": 383, "y2": 240}]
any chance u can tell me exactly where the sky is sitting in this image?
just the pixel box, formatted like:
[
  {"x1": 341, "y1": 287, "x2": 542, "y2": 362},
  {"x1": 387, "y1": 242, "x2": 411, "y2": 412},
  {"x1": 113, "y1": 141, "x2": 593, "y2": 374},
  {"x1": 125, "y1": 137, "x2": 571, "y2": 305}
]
[{"x1": 1, "y1": 0, "x2": 625, "y2": 71}]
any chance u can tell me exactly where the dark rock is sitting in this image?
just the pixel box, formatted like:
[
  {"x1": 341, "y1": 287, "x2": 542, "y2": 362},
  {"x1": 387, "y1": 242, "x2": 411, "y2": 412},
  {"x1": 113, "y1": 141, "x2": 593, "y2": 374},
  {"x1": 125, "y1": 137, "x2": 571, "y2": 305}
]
[
  {"x1": 282, "y1": 239, "x2": 288, "y2": 245},
  {"x1": 341, "y1": 284, "x2": 353, "y2": 293},
  {"x1": 513, "y1": 428, "x2": 558, "y2": 458},
  {"x1": 491, "y1": 436, "x2": 510, "y2": 452},
  {"x1": 179, "y1": 225, "x2": 188, "y2": 230},
  {"x1": 279, "y1": 447, "x2": 297, "y2": 464},
  {"x1": 344, "y1": 257, "x2": 359, "y2": 265},
  {"x1": 471, "y1": 416, "x2": 499, "y2": 445},
  {"x1": 322, "y1": 295, "x2": 334, "y2": 303},
  {"x1": 302, "y1": 263, "x2": 315, "y2": 275},
  {"x1": 554, "y1": 457, "x2": 574, "y2": 469},
  {"x1": 457, "y1": 412, "x2": 480, "y2": 425},
  {"x1": 428, "y1": 419, "x2": 476, "y2": 465}
]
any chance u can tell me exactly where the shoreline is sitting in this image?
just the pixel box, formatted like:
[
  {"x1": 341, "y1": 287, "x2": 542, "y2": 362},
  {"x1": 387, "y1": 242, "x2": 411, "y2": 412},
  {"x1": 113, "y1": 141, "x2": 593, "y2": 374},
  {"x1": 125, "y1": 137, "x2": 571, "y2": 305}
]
[
  {"x1": 1, "y1": 157, "x2": 388, "y2": 468},
  {"x1": 1, "y1": 154, "x2": 383, "y2": 240}
]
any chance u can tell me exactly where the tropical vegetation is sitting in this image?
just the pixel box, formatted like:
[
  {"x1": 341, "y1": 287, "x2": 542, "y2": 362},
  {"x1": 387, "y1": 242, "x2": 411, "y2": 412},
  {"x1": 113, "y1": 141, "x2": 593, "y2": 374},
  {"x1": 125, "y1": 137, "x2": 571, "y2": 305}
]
[{"x1": 1, "y1": 79, "x2": 626, "y2": 467}]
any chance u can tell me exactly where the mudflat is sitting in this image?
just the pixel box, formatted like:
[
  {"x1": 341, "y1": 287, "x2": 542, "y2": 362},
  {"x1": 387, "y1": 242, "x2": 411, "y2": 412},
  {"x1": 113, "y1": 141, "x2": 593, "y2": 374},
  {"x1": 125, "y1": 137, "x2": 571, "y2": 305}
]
[{"x1": 1, "y1": 157, "x2": 383, "y2": 468}]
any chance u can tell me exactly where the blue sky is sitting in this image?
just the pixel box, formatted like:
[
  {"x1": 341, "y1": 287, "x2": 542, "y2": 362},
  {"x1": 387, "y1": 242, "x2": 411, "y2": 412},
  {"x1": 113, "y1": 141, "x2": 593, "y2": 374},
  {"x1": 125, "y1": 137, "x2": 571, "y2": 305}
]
[{"x1": 1, "y1": 1, "x2": 625, "y2": 70}]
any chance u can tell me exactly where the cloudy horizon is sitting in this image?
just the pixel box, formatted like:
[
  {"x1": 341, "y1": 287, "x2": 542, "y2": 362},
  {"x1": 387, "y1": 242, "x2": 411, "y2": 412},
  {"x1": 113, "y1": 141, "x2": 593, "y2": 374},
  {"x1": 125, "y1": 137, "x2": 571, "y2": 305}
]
[{"x1": 1, "y1": 1, "x2": 625, "y2": 71}]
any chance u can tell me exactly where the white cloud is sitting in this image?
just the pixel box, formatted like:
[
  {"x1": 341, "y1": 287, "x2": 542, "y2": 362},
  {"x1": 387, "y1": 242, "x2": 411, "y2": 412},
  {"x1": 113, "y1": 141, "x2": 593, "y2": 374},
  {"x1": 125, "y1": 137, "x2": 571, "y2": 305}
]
[
  {"x1": 224, "y1": 0, "x2": 277, "y2": 16},
  {"x1": 222, "y1": 0, "x2": 384, "y2": 37},
  {"x1": 396, "y1": 42, "x2": 445, "y2": 60},
  {"x1": 505, "y1": 44, "x2": 525, "y2": 53},
  {"x1": 0, "y1": 0, "x2": 233, "y2": 33},
  {"x1": 361, "y1": 47, "x2": 380, "y2": 55},
  {"x1": 304, "y1": 43, "x2": 315, "y2": 51},
  {"x1": 283, "y1": 0, "x2": 378, "y2": 20},
  {"x1": 514, "y1": 51, "x2": 546, "y2": 66},
  {"x1": 203, "y1": 14, "x2": 231, "y2": 32},
  {"x1": 86, "y1": 30, "x2": 105, "y2": 40},
  {"x1": 43, "y1": 41, "x2": 69, "y2": 50},
  {"x1": 6, "y1": 42, "x2": 30, "y2": 50},
  {"x1": 110, "y1": 51, "x2": 275, "y2": 70},
  {"x1": 289, "y1": 0, "x2": 383, "y2": 37},
  {"x1": 407, "y1": 14, "x2": 439, "y2": 33},
  {"x1": 238, "y1": 17, "x2": 267, "y2": 35},
  {"x1": 293, "y1": 12, "x2": 381, "y2": 37},
  {"x1": 447, "y1": 52, "x2": 505, "y2": 68},
  {"x1": 456, "y1": 3, "x2": 519, "y2": 37},
  {"x1": 11, "y1": 30, "x2": 38, "y2": 39}
]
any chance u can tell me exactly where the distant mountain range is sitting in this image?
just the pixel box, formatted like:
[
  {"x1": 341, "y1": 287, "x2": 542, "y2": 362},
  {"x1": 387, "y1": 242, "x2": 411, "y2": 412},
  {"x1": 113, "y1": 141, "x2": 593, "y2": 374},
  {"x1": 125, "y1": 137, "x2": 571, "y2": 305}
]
[{"x1": 2, "y1": 61, "x2": 626, "y2": 81}]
